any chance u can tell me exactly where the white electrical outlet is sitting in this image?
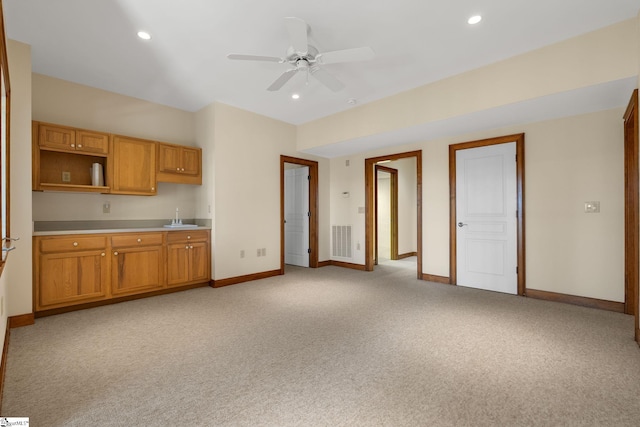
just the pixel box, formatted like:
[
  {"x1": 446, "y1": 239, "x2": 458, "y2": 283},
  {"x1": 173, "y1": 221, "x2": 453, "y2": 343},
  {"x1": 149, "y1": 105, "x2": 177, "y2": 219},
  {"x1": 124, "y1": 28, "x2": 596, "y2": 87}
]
[
  {"x1": 103, "y1": 202, "x2": 111, "y2": 214},
  {"x1": 261, "y1": 248, "x2": 266, "y2": 256},
  {"x1": 257, "y1": 248, "x2": 261, "y2": 257}
]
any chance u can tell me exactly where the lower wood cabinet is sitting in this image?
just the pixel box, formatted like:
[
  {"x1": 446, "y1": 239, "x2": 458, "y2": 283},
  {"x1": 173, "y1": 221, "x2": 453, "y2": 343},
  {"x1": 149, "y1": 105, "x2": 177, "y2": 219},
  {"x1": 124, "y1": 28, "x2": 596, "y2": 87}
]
[
  {"x1": 166, "y1": 230, "x2": 210, "y2": 286},
  {"x1": 33, "y1": 229, "x2": 211, "y2": 313},
  {"x1": 111, "y1": 233, "x2": 164, "y2": 297},
  {"x1": 37, "y1": 249, "x2": 109, "y2": 310}
]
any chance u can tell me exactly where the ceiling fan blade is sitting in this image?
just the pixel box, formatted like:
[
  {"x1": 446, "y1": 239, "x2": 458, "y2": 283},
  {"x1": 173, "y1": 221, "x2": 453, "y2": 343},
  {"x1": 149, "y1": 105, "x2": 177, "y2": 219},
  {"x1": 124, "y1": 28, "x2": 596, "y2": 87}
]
[
  {"x1": 284, "y1": 17, "x2": 308, "y2": 56},
  {"x1": 227, "y1": 54, "x2": 284, "y2": 63},
  {"x1": 310, "y1": 66, "x2": 345, "y2": 92},
  {"x1": 267, "y1": 69, "x2": 298, "y2": 91},
  {"x1": 316, "y1": 46, "x2": 375, "y2": 65}
]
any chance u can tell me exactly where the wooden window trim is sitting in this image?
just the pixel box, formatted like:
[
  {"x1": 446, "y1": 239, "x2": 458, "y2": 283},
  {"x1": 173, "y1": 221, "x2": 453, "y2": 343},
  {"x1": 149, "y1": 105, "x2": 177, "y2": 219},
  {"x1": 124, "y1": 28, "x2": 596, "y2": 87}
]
[{"x1": 0, "y1": 1, "x2": 11, "y2": 275}]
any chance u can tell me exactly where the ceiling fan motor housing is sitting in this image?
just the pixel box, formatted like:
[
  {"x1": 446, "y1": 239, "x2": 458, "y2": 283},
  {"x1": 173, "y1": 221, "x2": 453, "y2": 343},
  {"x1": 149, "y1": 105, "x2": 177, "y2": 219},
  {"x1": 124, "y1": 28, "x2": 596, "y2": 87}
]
[{"x1": 286, "y1": 45, "x2": 319, "y2": 65}]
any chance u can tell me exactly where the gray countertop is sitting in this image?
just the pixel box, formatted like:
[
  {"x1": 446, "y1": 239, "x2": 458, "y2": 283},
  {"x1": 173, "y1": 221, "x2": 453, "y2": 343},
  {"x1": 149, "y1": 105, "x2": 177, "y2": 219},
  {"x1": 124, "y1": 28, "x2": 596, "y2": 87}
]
[{"x1": 32, "y1": 219, "x2": 212, "y2": 236}]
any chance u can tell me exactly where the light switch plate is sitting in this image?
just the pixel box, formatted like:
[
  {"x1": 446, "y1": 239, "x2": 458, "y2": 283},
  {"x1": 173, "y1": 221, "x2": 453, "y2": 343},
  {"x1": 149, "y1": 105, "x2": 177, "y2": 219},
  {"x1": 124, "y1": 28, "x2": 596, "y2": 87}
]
[{"x1": 584, "y1": 201, "x2": 600, "y2": 213}]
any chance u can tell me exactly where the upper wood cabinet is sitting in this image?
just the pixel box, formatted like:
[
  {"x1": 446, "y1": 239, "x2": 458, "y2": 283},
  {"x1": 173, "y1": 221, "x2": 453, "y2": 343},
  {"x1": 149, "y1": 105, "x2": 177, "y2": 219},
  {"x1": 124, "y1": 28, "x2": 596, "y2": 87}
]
[
  {"x1": 32, "y1": 121, "x2": 110, "y2": 193},
  {"x1": 110, "y1": 136, "x2": 157, "y2": 195},
  {"x1": 39, "y1": 123, "x2": 109, "y2": 155},
  {"x1": 157, "y1": 142, "x2": 202, "y2": 185},
  {"x1": 33, "y1": 120, "x2": 200, "y2": 195}
]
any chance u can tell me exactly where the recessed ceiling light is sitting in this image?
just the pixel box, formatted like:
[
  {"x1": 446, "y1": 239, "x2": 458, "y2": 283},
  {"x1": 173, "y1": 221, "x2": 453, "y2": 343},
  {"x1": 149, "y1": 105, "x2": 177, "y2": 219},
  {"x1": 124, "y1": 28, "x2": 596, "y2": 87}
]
[
  {"x1": 291, "y1": 93, "x2": 300, "y2": 100},
  {"x1": 137, "y1": 31, "x2": 152, "y2": 40},
  {"x1": 468, "y1": 15, "x2": 482, "y2": 25},
  {"x1": 347, "y1": 98, "x2": 357, "y2": 105}
]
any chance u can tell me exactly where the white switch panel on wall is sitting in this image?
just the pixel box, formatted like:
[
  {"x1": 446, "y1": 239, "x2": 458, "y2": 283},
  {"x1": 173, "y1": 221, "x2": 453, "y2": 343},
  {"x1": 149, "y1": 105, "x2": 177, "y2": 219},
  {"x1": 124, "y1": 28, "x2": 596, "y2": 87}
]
[{"x1": 584, "y1": 201, "x2": 600, "y2": 213}]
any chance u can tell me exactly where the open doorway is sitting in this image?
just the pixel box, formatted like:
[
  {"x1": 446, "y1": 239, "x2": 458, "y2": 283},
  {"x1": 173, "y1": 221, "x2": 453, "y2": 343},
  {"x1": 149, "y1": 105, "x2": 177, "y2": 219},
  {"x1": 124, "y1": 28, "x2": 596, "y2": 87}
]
[
  {"x1": 375, "y1": 165, "x2": 398, "y2": 264},
  {"x1": 280, "y1": 156, "x2": 319, "y2": 272},
  {"x1": 365, "y1": 150, "x2": 422, "y2": 279}
]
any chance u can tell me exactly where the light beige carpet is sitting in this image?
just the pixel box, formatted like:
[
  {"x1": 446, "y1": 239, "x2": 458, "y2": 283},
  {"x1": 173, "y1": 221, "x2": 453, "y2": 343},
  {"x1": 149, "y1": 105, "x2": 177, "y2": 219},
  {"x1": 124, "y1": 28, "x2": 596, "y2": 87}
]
[{"x1": 2, "y1": 262, "x2": 640, "y2": 426}]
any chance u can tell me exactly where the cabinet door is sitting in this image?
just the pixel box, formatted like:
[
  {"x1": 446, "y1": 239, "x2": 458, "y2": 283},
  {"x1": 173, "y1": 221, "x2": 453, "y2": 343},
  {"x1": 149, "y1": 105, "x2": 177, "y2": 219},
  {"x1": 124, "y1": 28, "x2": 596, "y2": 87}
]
[
  {"x1": 39, "y1": 124, "x2": 76, "y2": 151},
  {"x1": 167, "y1": 243, "x2": 190, "y2": 286},
  {"x1": 111, "y1": 246, "x2": 163, "y2": 296},
  {"x1": 112, "y1": 136, "x2": 157, "y2": 195},
  {"x1": 38, "y1": 250, "x2": 108, "y2": 309},
  {"x1": 77, "y1": 130, "x2": 109, "y2": 155},
  {"x1": 189, "y1": 241, "x2": 210, "y2": 283},
  {"x1": 181, "y1": 147, "x2": 200, "y2": 176},
  {"x1": 158, "y1": 144, "x2": 182, "y2": 174}
]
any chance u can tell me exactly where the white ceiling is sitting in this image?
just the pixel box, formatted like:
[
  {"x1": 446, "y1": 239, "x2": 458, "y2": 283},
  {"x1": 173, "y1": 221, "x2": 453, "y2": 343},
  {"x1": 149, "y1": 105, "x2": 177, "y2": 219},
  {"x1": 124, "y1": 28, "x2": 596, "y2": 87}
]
[{"x1": 4, "y1": 0, "x2": 640, "y2": 155}]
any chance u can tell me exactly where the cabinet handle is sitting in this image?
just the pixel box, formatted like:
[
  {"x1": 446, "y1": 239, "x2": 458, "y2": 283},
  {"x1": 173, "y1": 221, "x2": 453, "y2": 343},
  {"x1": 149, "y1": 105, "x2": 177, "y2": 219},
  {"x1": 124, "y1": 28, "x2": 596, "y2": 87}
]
[
  {"x1": 73, "y1": 242, "x2": 78, "y2": 247},
  {"x1": 101, "y1": 252, "x2": 105, "y2": 257},
  {"x1": 137, "y1": 238, "x2": 142, "y2": 243},
  {"x1": 114, "y1": 251, "x2": 118, "y2": 256}
]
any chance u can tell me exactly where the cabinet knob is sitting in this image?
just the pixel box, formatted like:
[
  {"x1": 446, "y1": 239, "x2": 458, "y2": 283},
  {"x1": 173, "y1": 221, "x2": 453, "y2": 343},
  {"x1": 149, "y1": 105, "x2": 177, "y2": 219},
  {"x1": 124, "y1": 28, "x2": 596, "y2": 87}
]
[
  {"x1": 137, "y1": 238, "x2": 142, "y2": 243},
  {"x1": 78, "y1": 144, "x2": 83, "y2": 148},
  {"x1": 187, "y1": 235, "x2": 191, "y2": 240},
  {"x1": 176, "y1": 167, "x2": 180, "y2": 171},
  {"x1": 190, "y1": 245, "x2": 193, "y2": 249},
  {"x1": 73, "y1": 242, "x2": 78, "y2": 247},
  {"x1": 151, "y1": 187, "x2": 155, "y2": 191},
  {"x1": 185, "y1": 245, "x2": 189, "y2": 250},
  {"x1": 101, "y1": 252, "x2": 105, "y2": 257},
  {"x1": 70, "y1": 144, "x2": 75, "y2": 148},
  {"x1": 181, "y1": 168, "x2": 185, "y2": 172},
  {"x1": 114, "y1": 251, "x2": 118, "y2": 256}
]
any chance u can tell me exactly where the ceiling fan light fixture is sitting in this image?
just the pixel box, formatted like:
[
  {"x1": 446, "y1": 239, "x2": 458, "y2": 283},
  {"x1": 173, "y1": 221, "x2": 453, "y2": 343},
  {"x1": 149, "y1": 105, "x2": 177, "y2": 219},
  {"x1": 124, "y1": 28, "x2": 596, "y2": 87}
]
[
  {"x1": 137, "y1": 31, "x2": 152, "y2": 40},
  {"x1": 467, "y1": 15, "x2": 482, "y2": 25}
]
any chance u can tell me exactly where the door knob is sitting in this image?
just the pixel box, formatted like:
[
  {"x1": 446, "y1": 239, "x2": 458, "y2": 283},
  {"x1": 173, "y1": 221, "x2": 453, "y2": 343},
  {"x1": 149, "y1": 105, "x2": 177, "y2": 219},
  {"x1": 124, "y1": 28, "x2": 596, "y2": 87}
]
[{"x1": 458, "y1": 222, "x2": 468, "y2": 227}]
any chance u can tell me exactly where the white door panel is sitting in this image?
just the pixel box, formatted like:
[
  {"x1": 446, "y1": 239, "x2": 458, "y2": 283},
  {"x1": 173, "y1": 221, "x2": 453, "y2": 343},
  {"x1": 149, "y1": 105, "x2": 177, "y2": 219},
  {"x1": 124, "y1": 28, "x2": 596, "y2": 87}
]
[{"x1": 456, "y1": 143, "x2": 517, "y2": 294}]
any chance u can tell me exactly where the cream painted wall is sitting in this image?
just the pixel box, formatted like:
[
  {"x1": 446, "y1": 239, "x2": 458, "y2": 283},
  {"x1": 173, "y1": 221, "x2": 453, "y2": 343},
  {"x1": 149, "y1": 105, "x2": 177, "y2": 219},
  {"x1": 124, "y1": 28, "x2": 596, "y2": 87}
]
[
  {"x1": 6, "y1": 40, "x2": 33, "y2": 319},
  {"x1": 201, "y1": 103, "x2": 329, "y2": 280},
  {"x1": 298, "y1": 19, "x2": 638, "y2": 150},
  {"x1": 330, "y1": 108, "x2": 624, "y2": 302},
  {"x1": 194, "y1": 103, "x2": 216, "y2": 276},
  {"x1": 31, "y1": 74, "x2": 200, "y2": 222}
]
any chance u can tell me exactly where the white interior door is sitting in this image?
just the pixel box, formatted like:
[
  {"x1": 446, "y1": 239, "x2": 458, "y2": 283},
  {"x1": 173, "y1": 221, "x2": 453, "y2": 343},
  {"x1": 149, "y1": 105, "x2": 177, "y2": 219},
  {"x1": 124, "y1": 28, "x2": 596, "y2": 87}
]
[
  {"x1": 456, "y1": 143, "x2": 517, "y2": 294},
  {"x1": 285, "y1": 166, "x2": 309, "y2": 267}
]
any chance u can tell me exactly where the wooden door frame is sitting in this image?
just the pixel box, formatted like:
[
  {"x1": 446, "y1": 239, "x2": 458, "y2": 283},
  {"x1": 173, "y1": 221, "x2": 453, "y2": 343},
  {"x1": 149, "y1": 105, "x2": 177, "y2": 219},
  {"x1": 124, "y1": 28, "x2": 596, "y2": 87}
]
[
  {"x1": 623, "y1": 89, "x2": 639, "y2": 340},
  {"x1": 449, "y1": 133, "x2": 526, "y2": 295},
  {"x1": 365, "y1": 150, "x2": 422, "y2": 278},
  {"x1": 280, "y1": 155, "x2": 319, "y2": 272},
  {"x1": 375, "y1": 165, "x2": 398, "y2": 264}
]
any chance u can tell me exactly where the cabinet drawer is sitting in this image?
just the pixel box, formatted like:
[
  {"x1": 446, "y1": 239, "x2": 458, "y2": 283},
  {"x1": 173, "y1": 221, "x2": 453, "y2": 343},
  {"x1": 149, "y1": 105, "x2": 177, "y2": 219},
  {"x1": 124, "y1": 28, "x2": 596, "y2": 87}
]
[
  {"x1": 166, "y1": 230, "x2": 209, "y2": 243},
  {"x1": 39, "y1": 236, "x2": 107, "y2": 253},
  {"x1": 111, "y1": 233, "x2": 164, "y2": 248}
]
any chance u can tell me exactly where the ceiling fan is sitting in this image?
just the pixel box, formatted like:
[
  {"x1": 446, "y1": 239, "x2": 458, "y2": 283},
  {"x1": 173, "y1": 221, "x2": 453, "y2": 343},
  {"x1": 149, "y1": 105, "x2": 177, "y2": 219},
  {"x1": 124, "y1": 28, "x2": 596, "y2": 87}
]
[{"x1": 227, "y1": 17, "x2": 374, "y2": 92}]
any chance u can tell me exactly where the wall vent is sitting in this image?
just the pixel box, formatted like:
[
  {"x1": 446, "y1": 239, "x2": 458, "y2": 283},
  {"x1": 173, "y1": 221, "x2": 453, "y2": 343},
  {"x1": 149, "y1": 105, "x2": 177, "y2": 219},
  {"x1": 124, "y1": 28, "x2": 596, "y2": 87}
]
[{"x1": 332, "y1": 225, "x2": 352, "y2": 258}]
